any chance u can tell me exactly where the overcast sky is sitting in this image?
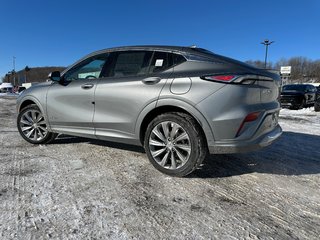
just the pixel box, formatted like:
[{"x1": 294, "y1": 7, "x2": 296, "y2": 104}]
[{"x1": 1, "y1": 0, "x2": 319, "y2": 79}]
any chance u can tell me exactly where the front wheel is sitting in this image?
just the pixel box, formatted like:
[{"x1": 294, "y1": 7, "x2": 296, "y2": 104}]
[
  {"x1": 17, "y1": 104, "x2": 57, "y2": 144},
  {"x1": 144, "y1": 112, "x2": 208, "y2": 177}
]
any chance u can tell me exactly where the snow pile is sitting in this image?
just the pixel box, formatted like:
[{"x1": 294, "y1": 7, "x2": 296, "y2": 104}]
[{"x1": 279, "y1": 107, "x2": 320, "y2": 135}]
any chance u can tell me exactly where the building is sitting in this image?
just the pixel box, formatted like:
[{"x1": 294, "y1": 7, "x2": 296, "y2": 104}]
[{"x1": 4, "y1": 66, "x2": 66, "y2": 86}]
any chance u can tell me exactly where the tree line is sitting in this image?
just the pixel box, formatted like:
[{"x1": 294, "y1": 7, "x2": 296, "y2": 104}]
[{"x1": 246, "y1": 57, "x2": 320, "y2": 83}]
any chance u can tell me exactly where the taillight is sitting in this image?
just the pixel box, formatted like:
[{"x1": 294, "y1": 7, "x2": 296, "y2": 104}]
[
  {"x1": 201, "y1": 75, "x2": 237, "y2": 82},
  {"x1": 243, "y1": 112, "x2": 260, "y2": 122},
  {"x1": 201, "y1": 74, "x2": 273, "y2": 84},
  {"x1": 236, "y1": 112, "x2": 261, "y2": 137}
]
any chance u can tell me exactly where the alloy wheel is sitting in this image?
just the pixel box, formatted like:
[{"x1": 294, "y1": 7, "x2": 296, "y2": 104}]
[
  {"x1": 19, "y1": 109, "x2": 48, "y2": 142},
  {"x1": 149, "y1": 121, "x2": 191, "y2": 170}
]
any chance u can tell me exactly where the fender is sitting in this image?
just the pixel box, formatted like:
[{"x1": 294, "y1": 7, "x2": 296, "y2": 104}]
[
  {"x1": 134, "y1": 100, "x2": 158, "y2": 140},
  {"x1": 135, "y1": 98, "x2": 215, "y2": 145},
  {"x1": 17, "y1": 94, "x2": 53, "y2": 132}
]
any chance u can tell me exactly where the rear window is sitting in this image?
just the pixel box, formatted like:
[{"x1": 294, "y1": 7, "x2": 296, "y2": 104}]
[
  {"x1": 149, "y1": 52, "x2": 173, "y2": 73},
  {"x1": 103, "y1": 51, "x2": 187, "y2": 77},
  {"x1": 173, "y1": 53, "x2": 187, "y2": 65},
  {"x1": 108, "y1": 51, "x2": 153, "y2": 77},
  {"x1": 149, "y1": 52, "x2": 186, "y2": 73}
]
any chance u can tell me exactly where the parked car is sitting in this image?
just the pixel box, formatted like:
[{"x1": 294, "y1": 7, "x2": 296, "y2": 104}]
[
  {"x1": 315, "y1": 87, "x2": 320, "y2": 112},
  {"x1": 280, "y1": 84, "x2": 317, "y2": 109},
  {"x1": 16, "y1": 45, "x2": 282, "y2": 177},
  {"x1": 0, "y1": 82, "x2": 13, "y2": 94},
  {"x1": 0, "y1": 82, "x2": 18, "y2": 97}
]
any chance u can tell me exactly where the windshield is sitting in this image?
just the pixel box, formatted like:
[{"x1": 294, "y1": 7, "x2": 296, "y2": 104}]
[{"x1": 282, "y1": 85, "x2": 306, "y2": 91}]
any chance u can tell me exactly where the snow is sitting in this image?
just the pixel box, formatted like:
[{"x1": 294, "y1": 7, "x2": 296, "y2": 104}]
[
  {"x1": 0, "y1": 98, "x2": 319, "y2": 239},
  {"x1": 279, "y1": 107, "x2": 320, "y2": 135},
  {"x1": 0, "y1": 93, "x2": 19, "y2": 97}
]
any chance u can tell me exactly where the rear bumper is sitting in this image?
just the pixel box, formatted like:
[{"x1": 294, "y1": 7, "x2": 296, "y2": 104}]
[{"x1": 208, "y1": 124, "x2": 282, "y2": 154}]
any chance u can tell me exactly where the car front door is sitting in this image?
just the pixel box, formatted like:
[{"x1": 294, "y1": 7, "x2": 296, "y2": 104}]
[
  {"x1": 46, "y1": 53, "x2": 109, "y2": 137},
  {"x1": 93, "y1": 50, "x2": 173, "y2": 142}
]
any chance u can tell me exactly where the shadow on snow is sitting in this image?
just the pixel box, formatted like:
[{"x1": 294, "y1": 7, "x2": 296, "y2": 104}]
[{"x1": 52, "y1": 131, "x2": 320, "y2": 177}]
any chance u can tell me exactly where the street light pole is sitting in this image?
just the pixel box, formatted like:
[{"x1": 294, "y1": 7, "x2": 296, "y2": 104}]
[{"x1": 261, "y1": 39, "x2": 274, "y2": 68}]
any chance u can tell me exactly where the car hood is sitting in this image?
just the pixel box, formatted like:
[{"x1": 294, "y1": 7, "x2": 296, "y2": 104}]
[{"x1": 281, "y1": 90, "x2": 304, "y2": 96}]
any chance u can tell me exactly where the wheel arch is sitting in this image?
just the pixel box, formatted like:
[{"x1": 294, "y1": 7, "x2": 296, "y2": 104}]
[
  {"x1": 17, "y1": 96, "x2": 51, "y2": 130},
  {"x1": 18, "y1": 96, "x2": 44, "y2": 112},
  {"x1": 137, "y1": 99, "x2": 215, "y2": 146},
  {"x1": 19, "y1": 99, "x2": 38, "y2": 112}
]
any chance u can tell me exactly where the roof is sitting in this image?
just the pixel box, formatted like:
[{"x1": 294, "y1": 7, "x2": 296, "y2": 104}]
[{"x1": 88, "y1": 45, "x2": 213, "y2": 57}]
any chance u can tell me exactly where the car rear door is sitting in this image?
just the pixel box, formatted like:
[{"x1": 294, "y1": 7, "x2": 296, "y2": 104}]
[{"x1": 93, "y1": 50, "x2": 173, "y2": 141}]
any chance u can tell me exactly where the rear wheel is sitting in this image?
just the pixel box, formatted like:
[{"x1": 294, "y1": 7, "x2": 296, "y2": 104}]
[
  {"x1": 144, "y1": 112, "x2": 208, "y2": 177},
  {"x1": 17, "y1": 104, "x2": 57, "y2": 144}
]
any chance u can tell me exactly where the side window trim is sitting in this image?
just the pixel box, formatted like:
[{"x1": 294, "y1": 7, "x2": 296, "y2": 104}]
[{"x1": 146, "y1": 51, "x2": 155, "y2": 75}]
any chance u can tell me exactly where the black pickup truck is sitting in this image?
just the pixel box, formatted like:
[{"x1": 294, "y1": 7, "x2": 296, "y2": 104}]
[
  {"x1": 315, "y1": 86, "x2": 320, "y2": 112},
  {"x1": 280, "y1": 84, "x2": 317, "y2": 110}
]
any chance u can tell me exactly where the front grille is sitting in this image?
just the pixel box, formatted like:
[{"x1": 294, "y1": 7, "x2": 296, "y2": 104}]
[{"x1": 280, "y1": 95, "x2": 302, "y2": 105}]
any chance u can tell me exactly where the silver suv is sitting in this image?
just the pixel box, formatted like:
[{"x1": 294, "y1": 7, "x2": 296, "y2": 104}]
[{"x1": 17, "y1": 46, "x2": 282, "y2": 176}]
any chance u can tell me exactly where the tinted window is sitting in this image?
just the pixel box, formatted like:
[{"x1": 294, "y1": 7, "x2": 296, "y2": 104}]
[
  {"x1": 150, "y1": 51, "x2": 174, "y2": 73},
  {"x1": 108, "y1": 51, "x2": 153, "y2": 77},
  {"x1": 173, "y1": 53, "x2": 186, "y2": 65},
  {"x1": 64, "y1": 53, "x2": 109, "y2": 81}
]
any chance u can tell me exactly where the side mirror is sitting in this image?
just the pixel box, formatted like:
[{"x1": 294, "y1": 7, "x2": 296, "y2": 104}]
[{"x1": 48, "y1": 71, "x2": 61, "y2": 82}]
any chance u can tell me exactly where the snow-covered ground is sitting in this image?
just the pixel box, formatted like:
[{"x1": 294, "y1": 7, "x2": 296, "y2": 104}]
[
  {"x1": 279, "y1": 107, "x2": 320, "y2": 135},
  {"x1": 0, "y1": 93, "x2": 18, "y2": 97},
  {"x1": 0, "y1": 98, "x2": 319, "y2": 239}
]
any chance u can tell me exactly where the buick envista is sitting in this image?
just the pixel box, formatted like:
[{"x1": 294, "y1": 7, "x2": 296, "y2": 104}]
[{"x1": 17, "y1": 46, "x2": 282, "y2": 176}]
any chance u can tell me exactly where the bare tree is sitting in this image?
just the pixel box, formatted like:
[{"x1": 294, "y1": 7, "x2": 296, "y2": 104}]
[
  {"x1": 247, "y1": 57, "x2": 320, "y2": 83},
  {"x1": 245, "y1": 60, "x2": 273, "y2": 69}
]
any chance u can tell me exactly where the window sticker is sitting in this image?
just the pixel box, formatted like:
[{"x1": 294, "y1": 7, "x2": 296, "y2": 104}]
[{"x1": 155, "y1": 59, "x2": 164, "y2": 67}]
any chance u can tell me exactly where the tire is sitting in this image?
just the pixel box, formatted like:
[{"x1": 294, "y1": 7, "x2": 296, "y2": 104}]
[
  {"x1": 17, "y1": 104, "x2": 57, "y2": 144},
  {"x1": 299, "y1": 98, "x2": 306, "y2": 109},
  {"x1": 315, "y1": 103, "x2": 320, "y2": 112},
  {"x1": 144, "y1": 112, "x2": 208, "y2": 177}
]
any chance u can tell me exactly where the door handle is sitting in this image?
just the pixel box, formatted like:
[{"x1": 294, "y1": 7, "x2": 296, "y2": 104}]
[
  {"x1": 142, "y1": 77, "x2": 161, "y2": 85},
  {"x1": 81, "y1": 83, "x2": 94, "y2": 89}
]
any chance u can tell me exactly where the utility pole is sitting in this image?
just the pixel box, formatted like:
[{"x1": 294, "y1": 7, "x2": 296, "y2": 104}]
[{"x1": 261, "y1": 39, "x2": 274, "y2": 68}]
